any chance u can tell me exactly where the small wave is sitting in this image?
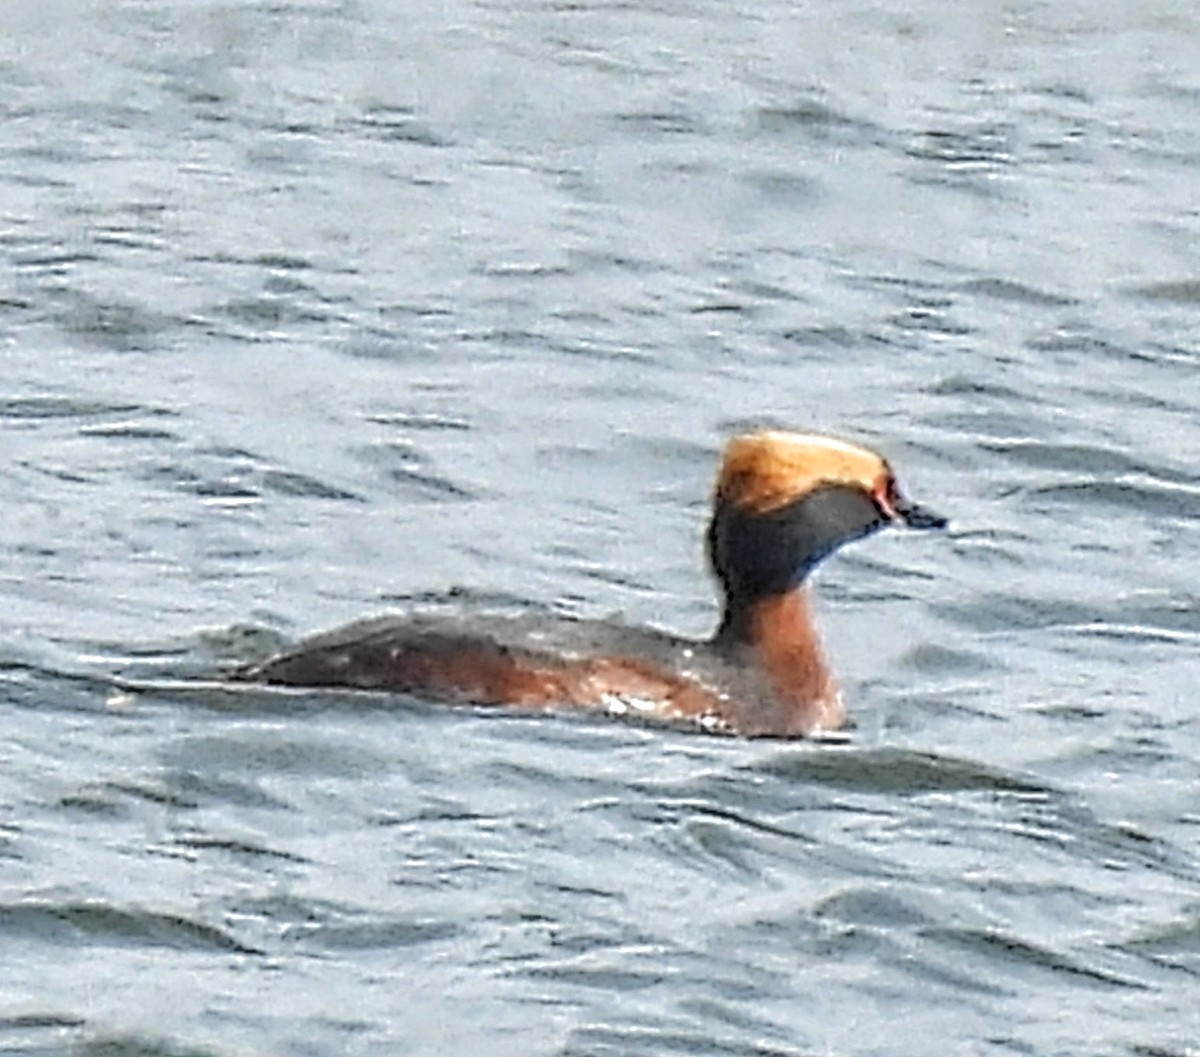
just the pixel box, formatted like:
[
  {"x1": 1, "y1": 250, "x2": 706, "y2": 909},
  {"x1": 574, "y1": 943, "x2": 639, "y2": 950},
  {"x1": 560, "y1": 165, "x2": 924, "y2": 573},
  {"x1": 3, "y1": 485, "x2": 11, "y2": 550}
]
[
  {"x1": 743, "y1": 746, "x2": 1049, "y2": 795},
  {"x1": 0, "y1": 900, "x2": 259, "y2": 955},
  {"x1": 924, "y1": 925, "x2": 1146, "y2": 990}
]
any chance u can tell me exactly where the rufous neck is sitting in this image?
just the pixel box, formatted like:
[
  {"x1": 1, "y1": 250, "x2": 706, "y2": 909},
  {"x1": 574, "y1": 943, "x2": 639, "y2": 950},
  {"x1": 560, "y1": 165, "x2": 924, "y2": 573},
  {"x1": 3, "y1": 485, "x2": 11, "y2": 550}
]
[{"x1": 714, "y1": 587, "x2": 844, "y2": 736}]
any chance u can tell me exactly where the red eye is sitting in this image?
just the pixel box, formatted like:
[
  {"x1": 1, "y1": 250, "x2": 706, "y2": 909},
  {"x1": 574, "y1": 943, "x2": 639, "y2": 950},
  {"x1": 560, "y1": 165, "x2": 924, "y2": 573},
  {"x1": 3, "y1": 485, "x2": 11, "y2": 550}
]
[{"x1": 873, "y1": 475, "x2": 900, "y2": 520}]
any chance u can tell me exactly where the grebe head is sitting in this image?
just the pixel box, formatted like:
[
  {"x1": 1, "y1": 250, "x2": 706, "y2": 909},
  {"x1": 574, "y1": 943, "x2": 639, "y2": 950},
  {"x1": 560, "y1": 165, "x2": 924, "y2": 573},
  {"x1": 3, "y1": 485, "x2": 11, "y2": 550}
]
[{"x1": 707, "y1": 430, "x2": 945, "y2": 636}]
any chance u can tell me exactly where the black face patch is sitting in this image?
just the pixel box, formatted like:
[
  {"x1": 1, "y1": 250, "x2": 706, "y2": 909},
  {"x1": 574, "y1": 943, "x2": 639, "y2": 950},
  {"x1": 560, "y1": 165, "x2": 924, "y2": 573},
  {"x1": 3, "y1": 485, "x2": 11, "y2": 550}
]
[{"x1": 707, "y1": 484, "x2": 887, "y2": 606}]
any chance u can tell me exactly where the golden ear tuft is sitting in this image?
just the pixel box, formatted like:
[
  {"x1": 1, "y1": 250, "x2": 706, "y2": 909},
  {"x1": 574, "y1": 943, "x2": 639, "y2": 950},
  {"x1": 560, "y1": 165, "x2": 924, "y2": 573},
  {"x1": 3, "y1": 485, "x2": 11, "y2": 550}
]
[{"x1": 716, "y1": 431, "x2": 888, "y2": 514}]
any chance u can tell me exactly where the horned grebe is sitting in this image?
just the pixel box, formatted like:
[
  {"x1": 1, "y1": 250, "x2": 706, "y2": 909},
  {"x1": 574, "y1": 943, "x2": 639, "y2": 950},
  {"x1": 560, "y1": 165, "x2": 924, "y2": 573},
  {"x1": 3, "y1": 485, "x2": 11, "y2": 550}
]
[{"x1": 234, "y1": 430, "x2": 945, "y2": 737}]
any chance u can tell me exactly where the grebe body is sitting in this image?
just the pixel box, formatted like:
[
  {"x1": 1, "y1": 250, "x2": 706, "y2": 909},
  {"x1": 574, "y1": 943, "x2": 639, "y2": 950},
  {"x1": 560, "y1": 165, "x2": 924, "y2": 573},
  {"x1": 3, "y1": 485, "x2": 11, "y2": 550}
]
[{"x1": 236, "y1": 430, "x2": 945, "y2": 737}]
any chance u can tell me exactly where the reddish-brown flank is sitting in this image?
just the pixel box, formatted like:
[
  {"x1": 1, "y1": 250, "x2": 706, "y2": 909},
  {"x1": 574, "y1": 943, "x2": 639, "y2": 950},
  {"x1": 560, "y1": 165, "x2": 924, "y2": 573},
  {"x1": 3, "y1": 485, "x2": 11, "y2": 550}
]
[{"x1": 371, "y1": 645, "x2": 734, "y2": 729}]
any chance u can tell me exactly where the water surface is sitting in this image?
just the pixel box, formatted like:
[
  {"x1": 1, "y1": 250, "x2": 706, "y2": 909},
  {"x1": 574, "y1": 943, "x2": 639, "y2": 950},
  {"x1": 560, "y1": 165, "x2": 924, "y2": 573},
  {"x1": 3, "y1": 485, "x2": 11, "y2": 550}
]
[{"x1": 1, "y1": 1, "x2": 1198, "y2": 1054}]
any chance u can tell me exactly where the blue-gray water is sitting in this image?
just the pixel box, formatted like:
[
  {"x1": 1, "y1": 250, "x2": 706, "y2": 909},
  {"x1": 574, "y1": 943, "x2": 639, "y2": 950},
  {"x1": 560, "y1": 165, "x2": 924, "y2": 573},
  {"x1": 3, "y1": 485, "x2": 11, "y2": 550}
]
[{"x1": 2, "y1": 2, "x2": 1198, "y2": 1054}]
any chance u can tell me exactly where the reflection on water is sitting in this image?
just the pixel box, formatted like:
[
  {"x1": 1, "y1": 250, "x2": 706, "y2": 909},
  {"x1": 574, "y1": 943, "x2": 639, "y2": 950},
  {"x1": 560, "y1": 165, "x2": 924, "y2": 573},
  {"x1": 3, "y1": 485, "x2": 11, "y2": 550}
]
[{"x1": 1, "y1": 1, "x2": 1198, "y2": 1054}]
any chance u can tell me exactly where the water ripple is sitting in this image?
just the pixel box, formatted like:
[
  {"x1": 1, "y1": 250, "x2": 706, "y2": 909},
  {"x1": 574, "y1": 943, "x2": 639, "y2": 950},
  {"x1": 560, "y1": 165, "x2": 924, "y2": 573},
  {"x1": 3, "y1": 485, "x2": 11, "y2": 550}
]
[
  {"x1": 0, "y1": 901, "x2": 259, "y2": 956},
  {"x1": 743, "y1": 746, "x2": 1047, "y2": 795}
]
